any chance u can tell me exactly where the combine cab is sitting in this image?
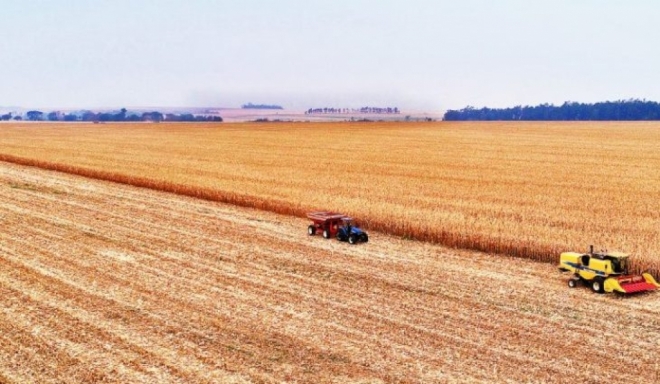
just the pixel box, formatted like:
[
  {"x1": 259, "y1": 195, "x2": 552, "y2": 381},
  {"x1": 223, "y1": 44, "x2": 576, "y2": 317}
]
[
  {"x1": 306, "y1": 211, "x2": 368, "y2": 244},
  {"x1": 559, "y1": 245, "x2": 659, "y2": 294}
]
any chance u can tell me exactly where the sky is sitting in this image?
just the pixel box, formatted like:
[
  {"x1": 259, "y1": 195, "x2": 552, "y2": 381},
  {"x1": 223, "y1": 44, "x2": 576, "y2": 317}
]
[{"x1": 1, "y1": 0, "x2": 659, "y2": 111}]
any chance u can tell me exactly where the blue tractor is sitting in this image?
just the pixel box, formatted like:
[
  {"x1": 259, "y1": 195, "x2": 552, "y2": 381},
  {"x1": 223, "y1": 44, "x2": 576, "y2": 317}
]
[{"x1": 336, "y1": 217, "x2": 368, "y2": 244}]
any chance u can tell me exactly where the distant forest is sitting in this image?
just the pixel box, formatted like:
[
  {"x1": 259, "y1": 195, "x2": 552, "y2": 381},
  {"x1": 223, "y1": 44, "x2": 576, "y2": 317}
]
[
  {"x1": 306, "y1": 107, "x2": 400, "y2": 114},
  {"x1": 1, "y1": 108, "x2": 222, "y2": 122},
  {"x1": 241, "y1": 103, "x2": 283, "y2": 110},
  {"x1": 443, "y1": 99, "x2": 660, "y2": 121}
]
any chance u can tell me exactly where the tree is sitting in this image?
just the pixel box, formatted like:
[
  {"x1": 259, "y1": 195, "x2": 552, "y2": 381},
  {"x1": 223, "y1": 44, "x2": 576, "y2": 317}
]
[
  {"x1": 81, "y1": 111, "x2": 99, "y2": 122},
  {"x1": 242, "y1": 102, "x2": 283, "y2": 110},
  {"x1": 26, "y1": 110, "x2": 44, "y2": 121},
  {"x1": 142, "y1": 111, "x2": 163, "y2": 122},
  {"x1": 98, "y1": 113, "x2": 114, "y2": 122},
  {"x1": 114, "y1": 108, "x2": 127, "y2": 121},
  {"x1": 443, "y1": 99, "x2": 660, "y2": 121},
  {"x1": 47, "y1": 112, "x2": 59, "y2": 121}
]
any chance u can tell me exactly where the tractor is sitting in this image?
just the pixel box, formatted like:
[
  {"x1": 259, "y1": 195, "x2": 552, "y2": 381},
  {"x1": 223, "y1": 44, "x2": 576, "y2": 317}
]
[
  {"x1": 306, "y1": 211, "x2": 368, "y2": 244},
  {"x1": 559, "y1": 245, "x2": 659, "y2": 294},
  {"x1": 336, "y1": 217, "x2": 368, "y2": 244}
]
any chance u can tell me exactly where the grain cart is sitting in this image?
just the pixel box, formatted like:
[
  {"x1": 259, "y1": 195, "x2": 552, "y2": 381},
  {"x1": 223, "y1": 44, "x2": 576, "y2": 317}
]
[
  {"x1": 559, "y1": 245, "x2": 659, "y2": 294},
  {"x1": 307, "y1": 211, "x2": 347, "y2": 239},
  {"x1": 306, "y1": 211, "x2": 368, "y2": 244}
]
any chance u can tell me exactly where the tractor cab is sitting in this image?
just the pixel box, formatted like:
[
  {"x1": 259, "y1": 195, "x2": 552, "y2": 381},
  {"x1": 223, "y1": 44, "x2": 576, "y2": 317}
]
[{"x1": 341, "y1": 218, "x2": 355, "y2": 233}]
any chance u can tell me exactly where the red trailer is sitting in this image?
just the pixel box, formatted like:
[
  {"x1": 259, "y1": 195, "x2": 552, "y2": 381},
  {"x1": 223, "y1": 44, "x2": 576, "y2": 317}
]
[{"x1": 306, "y1": 211, "x2": 348, "y2": 239}]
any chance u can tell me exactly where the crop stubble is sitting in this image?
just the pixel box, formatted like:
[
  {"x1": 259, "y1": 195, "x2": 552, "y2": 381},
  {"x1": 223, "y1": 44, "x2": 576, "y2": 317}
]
[
  {"x1": 0, "y1": 162, "x2": 659, "y2": 383},
  {"x1": 0, "y1": 121, "x2": 659, "y2": 273}
]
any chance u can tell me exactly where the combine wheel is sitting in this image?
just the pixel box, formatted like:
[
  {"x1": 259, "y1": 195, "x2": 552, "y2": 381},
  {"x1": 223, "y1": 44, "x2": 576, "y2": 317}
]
[
  {"x1": 591, "y1": 278, "x2": 605, "y2": 294},
  {"x1": 568, "y1": 278, "x2": 577, "y2": 288},
  {"x1": 348, "y1": 234, "x2": 358, "y2": 245},
  {"x1": 323, "y1": 229, "x2": 330, "y2": 239},
  {"x1": 308, "y1": 225, "x2": 316, "y2": 236}
]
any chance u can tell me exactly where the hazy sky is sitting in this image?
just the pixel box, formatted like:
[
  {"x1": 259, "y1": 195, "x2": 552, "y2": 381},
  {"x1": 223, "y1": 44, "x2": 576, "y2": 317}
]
[{"x1": 1, "y1": 0, "x2": 659, "y2": 111}]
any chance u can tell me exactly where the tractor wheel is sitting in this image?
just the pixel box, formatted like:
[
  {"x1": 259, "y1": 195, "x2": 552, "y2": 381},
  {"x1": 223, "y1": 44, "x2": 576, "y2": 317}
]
[
  {"x1": 591, "y1": 278, "x2": 605, "y2": 294},
  {"x1": 323, "y1": 229, "x2": 330, "y2": 239},
  {"x1": 568, "y1": 278, "x2": 577, "y2": 288},
  {"x1": 348, "y1": 234, "x2": 358, "y2": 244},
  {"x1": 361, "y1": 234, "x2": 368, "y2": 243},
  {"x1": 308, "y1": 225, "x2": 316, "y2": 236}
]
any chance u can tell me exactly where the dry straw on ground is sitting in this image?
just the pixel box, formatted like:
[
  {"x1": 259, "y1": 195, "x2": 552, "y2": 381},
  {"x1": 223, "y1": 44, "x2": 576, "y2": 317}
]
[{"x1": 1, "y1": 162, "x2": 659, "y2": 383}]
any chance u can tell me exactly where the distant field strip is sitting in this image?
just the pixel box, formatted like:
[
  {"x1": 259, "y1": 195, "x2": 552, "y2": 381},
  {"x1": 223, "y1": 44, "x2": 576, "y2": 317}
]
[{"x1": 1, "y1": 121, "x2": 659, "y2": 272}]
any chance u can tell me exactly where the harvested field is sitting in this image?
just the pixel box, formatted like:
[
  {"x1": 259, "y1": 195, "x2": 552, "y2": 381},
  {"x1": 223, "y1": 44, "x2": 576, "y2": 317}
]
[
  {"x1": 1, "y1": 122, "x2": 660, "y2": 273},
  {"x1": 1, "y1": 161, "x2": 659, "y2": 383}
]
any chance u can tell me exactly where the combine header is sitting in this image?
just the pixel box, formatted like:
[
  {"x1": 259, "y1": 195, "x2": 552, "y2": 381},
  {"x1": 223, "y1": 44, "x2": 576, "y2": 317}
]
[{"x1": 559, "y1": 245, "x2": 659, "y2": 294}]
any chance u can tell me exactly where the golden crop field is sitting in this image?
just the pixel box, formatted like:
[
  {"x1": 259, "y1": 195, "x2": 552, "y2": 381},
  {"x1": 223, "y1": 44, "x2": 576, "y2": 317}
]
[
  {"x1": 2, "y1": 161, "x2": 660, "y2": 383},
  {"x1": 1, "y1": 121, "x2": 659, "y2": 273}
]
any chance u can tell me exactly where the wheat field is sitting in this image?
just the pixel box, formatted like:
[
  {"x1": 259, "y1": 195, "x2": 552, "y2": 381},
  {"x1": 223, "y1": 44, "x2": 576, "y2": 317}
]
[{"x1": 1, "y1": 121, "x2": 659, "y2": 272}]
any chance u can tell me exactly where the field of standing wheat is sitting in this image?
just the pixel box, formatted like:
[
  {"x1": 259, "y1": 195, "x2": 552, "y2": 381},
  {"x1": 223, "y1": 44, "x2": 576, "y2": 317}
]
[{"x1": 1, "y1": 121, "x2": 659, "y2": 272}]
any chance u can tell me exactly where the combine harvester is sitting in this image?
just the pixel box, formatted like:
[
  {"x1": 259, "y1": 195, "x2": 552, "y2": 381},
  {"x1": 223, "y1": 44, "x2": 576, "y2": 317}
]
[
  {"x1": 306, "y1": 211, "x2": 368, "y2": 244},
  {"x1": 559, "y1": 245, "x2": 659, "y2": 294}
]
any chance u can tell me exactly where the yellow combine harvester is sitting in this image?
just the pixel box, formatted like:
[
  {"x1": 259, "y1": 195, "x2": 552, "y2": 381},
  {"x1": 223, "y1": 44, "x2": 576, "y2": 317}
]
[{"x1": 559, "y1": 245, "x2": 660, "y2": 294}]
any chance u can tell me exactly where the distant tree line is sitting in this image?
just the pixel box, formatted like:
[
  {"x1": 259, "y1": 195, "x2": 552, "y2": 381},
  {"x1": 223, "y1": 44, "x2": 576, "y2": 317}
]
[
  {"x1": 443, "y1": 99, "x2": 660, "y2": 121},
  {"x1": 241, "y1": 103, "x2": 283, "y2": 110},
  {"x1": 306, "y1": 107, "x2": 400, "y2": 114},
  {"x1": 1, "y1": 113, "x2": 21, "y2": 121},
  {"x1": 1, "y1": 108, "x2": 222, "y2": 122}
]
